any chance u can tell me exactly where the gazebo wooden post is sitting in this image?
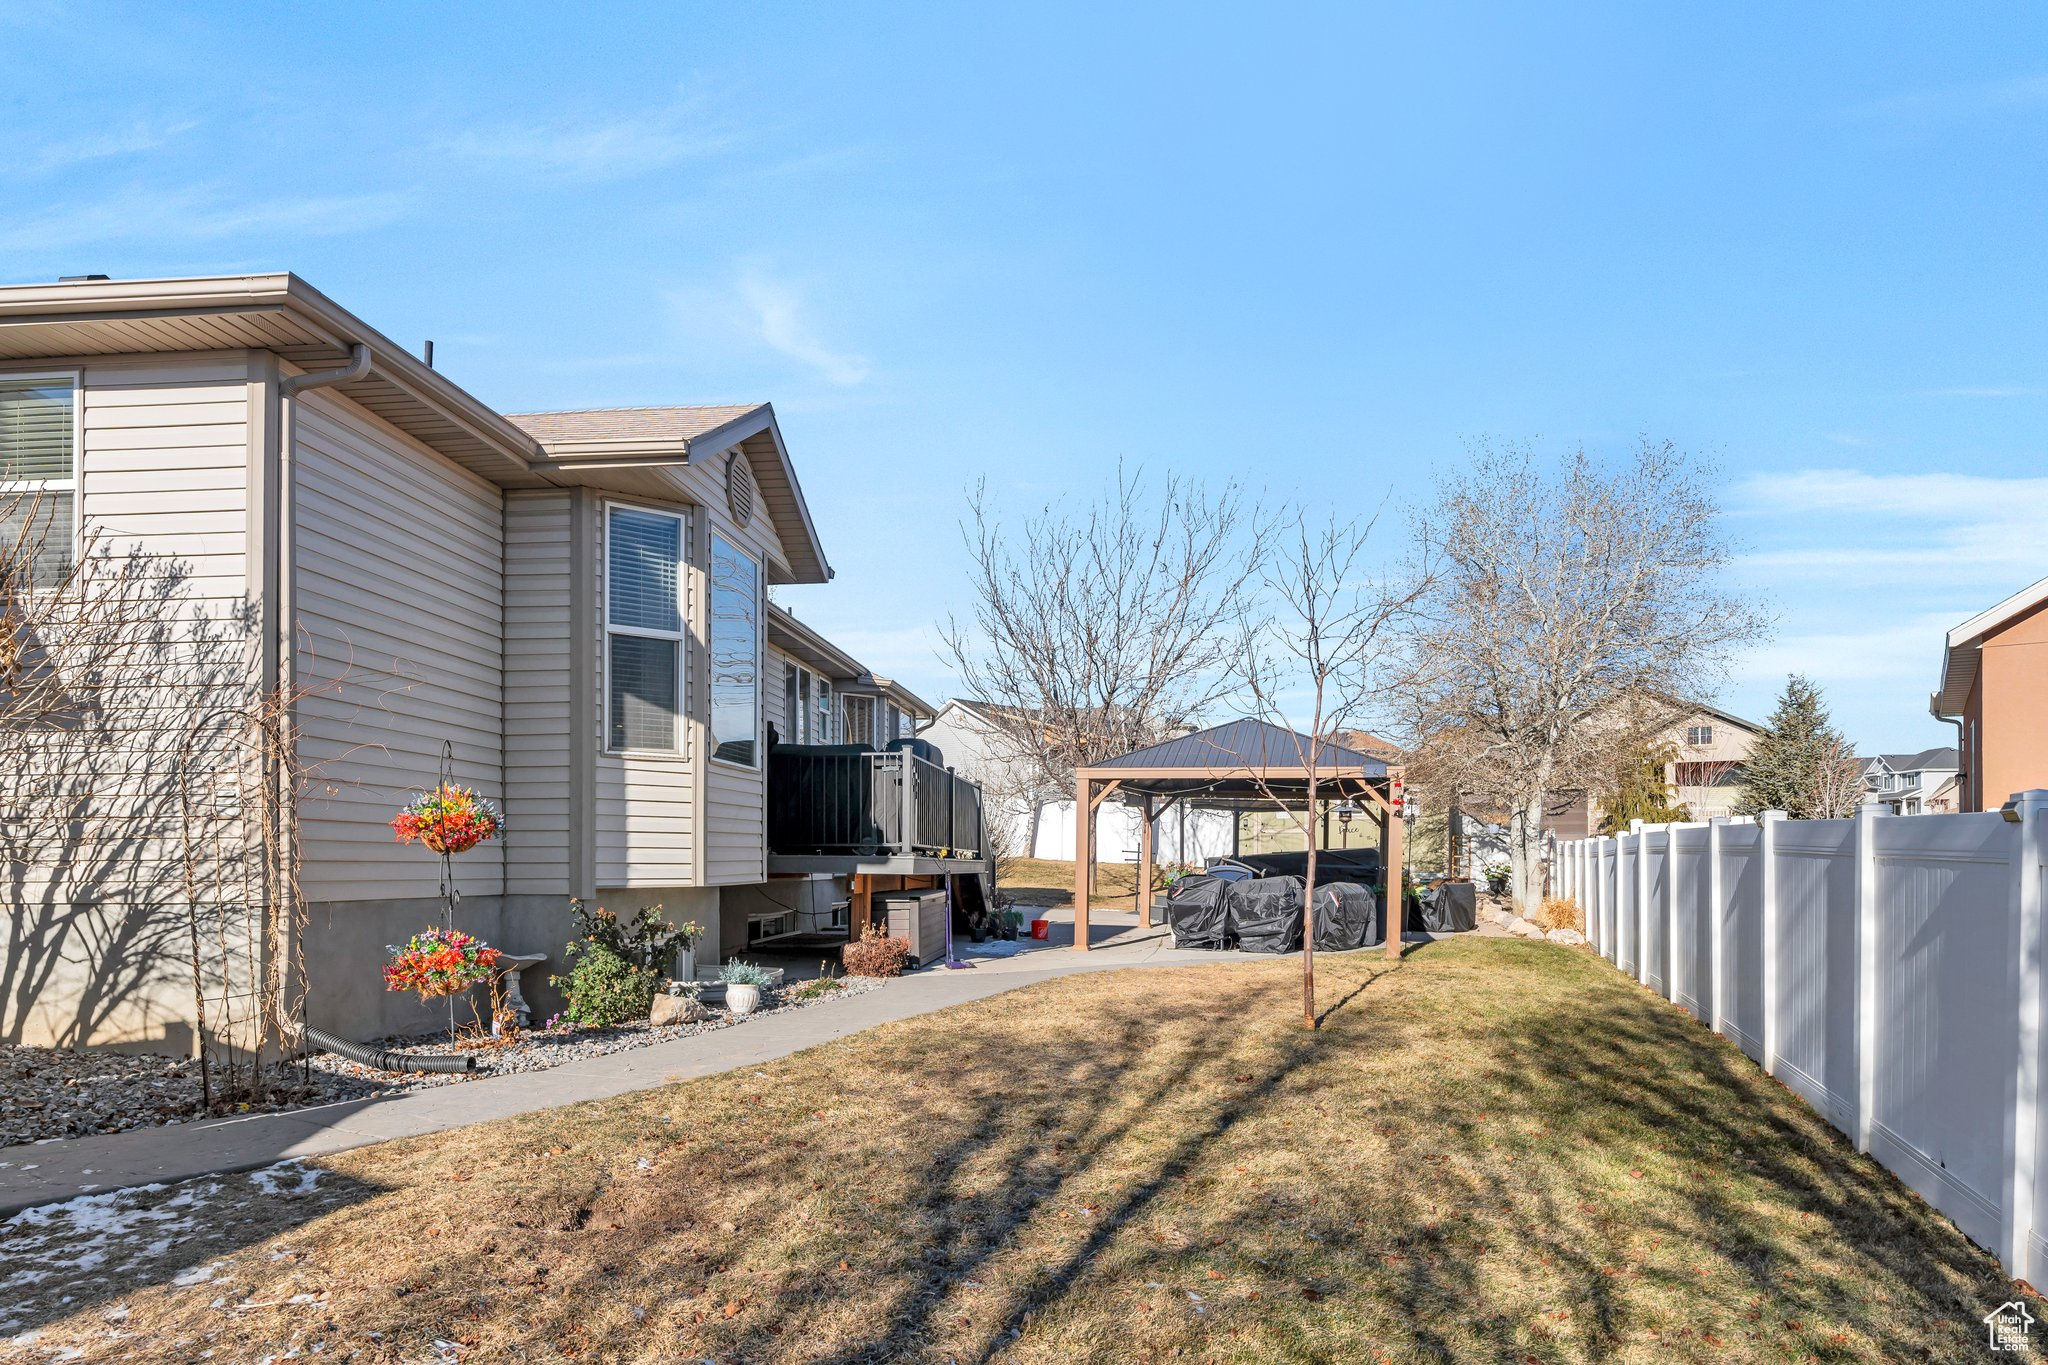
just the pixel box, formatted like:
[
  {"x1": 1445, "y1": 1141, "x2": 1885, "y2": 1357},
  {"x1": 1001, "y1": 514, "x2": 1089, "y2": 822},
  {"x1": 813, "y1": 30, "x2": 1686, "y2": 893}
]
[
  {"x1": 1384, "y1": 769, "x2": 1407, "y2": 960},
  {"x1": 1136, "y1": 794, "x2": 1157, "y2": 929},
  {"x1": 1074, "y1": 769, "x2": 1094, "y2": 952}
]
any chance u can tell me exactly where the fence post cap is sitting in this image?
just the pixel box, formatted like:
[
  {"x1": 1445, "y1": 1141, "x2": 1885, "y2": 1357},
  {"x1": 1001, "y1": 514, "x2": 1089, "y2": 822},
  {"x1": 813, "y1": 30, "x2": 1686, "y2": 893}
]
[
  {"x1": 2007, "y1": 789, "x2": 2048, "y2": 812},
  {"x1": 1629, "y1": 818, "x2": 1645, "y2": 833},
  {"x1": 1761, "y1": 809, "x2": 1788, "y2": 822},
  {"x1": 1707, "y1": 814, "x2": 1728, "y2": 825}
]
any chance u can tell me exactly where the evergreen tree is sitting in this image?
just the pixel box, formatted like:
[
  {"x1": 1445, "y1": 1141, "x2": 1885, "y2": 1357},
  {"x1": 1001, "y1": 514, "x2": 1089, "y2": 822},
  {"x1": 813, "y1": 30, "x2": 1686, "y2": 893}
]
[
  {"x1": 1599, "y1": 739, "x2": 1692, "y2": 832},
  {"x1": 1737, "y1": 675, "x2": 1855, "y2": 819}
]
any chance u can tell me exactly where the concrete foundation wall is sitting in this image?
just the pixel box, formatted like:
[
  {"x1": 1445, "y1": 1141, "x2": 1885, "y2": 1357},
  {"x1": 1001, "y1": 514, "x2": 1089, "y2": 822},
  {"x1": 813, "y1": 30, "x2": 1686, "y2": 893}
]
[{"x1": 302, "y1": 894, "x2": 578, "y2": 1039}]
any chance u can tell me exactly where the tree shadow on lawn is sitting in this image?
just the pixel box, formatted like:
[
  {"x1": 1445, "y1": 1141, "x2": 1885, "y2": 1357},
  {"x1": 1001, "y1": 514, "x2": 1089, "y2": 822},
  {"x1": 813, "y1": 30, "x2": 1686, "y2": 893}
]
[
  {"x1": 687, "y1": 943, "x2": 2011, "y2": 1362},
  {"x1": 18, "y1": 942, "x2": 2018, "y2": 1363}
]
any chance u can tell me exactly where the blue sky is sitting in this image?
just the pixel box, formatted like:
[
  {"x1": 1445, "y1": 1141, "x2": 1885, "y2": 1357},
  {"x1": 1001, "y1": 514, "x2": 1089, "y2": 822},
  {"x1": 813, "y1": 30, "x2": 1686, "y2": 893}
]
[{"x1": 4, "y1": 2, "x2": 2045, "y2": 754}]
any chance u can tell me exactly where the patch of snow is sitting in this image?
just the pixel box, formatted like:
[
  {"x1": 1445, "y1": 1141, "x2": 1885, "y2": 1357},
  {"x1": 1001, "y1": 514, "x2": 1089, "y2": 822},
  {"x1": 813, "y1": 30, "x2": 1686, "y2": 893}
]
[
  {"x1": 961, "y1": 940, "x2": 1034, "y2": 957},
  {"x1": 247, "y1": 1162, "x2": 324, "y2": 1197}
]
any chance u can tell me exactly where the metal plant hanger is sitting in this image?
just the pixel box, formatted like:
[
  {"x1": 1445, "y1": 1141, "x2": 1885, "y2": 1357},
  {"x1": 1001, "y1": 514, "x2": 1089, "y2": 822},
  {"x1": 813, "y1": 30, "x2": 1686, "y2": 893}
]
[{"x1": 438, "y1": 738, "x2": 461, "y2": 1038}]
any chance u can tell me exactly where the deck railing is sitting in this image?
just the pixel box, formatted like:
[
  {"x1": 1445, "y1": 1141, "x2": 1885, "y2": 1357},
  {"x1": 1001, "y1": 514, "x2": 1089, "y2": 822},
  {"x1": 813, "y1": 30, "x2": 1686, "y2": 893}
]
[{"x1": 768, "y1": 746, "x2": 986, "y2": 858}]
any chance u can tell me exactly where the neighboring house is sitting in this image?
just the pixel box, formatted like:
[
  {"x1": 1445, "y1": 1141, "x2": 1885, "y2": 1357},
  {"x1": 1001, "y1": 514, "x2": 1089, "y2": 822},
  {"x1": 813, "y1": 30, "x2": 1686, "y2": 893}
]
[
  {"x1": 1446, "y1": 701, "x2": 1762, "y2": 880},
  {"x1": 920, "y1": 698, "x2": 1235, "y2": 864},
  {"x1": 1856, "y1": 748, "x2": 1961, "y2": 815},
  {"x1": 0, "y1": 272, "x2": 983, "y2": 1049},
  {"x1": 1931, "y1": 573, "x2": 2048, "y2": 813}
]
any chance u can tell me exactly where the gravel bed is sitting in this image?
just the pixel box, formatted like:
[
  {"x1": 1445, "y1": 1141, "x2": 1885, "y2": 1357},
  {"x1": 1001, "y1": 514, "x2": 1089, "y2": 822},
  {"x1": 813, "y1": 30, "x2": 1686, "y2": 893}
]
[
  {"x1": 0, "y1": 1049, "x2": 363, "y2": 1150},
  {"x1": 1, "y1": 977, "x2": 885, "y2": 1150},
  {"x1": 305, "y1": 975, "x2": 883, "y2": 1094}
]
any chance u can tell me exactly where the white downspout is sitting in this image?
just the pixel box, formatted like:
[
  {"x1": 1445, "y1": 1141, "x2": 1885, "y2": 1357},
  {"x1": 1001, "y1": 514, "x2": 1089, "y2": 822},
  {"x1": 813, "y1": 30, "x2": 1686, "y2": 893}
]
[{"x1": 268, "y1": 343, "x2": 369, "y2": 1038}]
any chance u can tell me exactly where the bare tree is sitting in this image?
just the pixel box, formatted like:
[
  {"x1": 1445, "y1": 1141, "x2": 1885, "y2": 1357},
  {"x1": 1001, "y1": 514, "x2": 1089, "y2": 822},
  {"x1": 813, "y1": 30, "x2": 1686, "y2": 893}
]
[
  {"x1": 1228, "y1": 512, "x2": 1423, "y2": 1029},
  {"x1": 940, "y1": 465, "x2": 1260, "y2": 806},
  {"x1": 1808, "y1": 733, "x2": 1867, "y2": 819},
  {"x1": 1397, "y1": 440, "x2": 1765, "y2": 918},
  {"x1": 1, "y1": 496, "x2": 325, "y2": 1105}
]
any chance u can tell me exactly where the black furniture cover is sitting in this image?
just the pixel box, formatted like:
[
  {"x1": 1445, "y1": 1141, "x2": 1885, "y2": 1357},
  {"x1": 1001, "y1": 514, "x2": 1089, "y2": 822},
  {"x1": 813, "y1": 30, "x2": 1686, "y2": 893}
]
[
  {"x1": 1225, "y1": 875, "x2": 1305, "y2": 953},
  {"x1": 1419, "y1": 880, "x2": 1478, "y2": 932},
  {"x1": 1220, "y1": 849, "x2": 1382, "y2": 883},
  {"x1": 1166, "y1": 875, "x2": 1233, "y2": 949},
  {"x1": 1310, "y1": 881, "x2": 1380, "y2": 951}
]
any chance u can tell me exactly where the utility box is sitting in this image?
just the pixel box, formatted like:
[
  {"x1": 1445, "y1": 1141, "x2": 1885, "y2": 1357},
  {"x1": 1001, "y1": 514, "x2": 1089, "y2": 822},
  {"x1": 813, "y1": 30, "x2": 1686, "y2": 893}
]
[{"x1": 880, "y1": 889, "x2": 950, "y2": 968}]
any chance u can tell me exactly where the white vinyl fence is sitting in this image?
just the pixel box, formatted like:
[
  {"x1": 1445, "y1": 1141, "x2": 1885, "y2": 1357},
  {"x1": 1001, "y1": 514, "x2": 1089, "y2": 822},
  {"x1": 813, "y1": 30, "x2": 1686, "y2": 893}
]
[{"x1": 1556, "y1": 792, "x2": 2048, "y2": 1282}]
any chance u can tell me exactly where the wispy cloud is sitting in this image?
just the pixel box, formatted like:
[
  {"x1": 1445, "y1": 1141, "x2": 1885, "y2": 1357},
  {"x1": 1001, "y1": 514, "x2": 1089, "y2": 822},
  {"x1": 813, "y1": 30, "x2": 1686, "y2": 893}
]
[
  {"x1": 13, "y1": 120, "x2": 197, "y2": 177},
  {"x1": 1915, "y1": 384, "x2": 2039, "y2": 398},
  {"x1": 735, "y1": 267, "x2": 870, "y2": 386},
  {"x1": 1732, "y1": 468, "x2": 2048, "y2": 584},
  {"x1": 1852, "y1": 73, "x2": 2048, "y2": 121},
  {"x1": 0, "y1": 186, "x2": 406, "y2": 253},
  {"x1": 443, "y1": 102, "x2": 731, "y2": 183},
  {"x1": 1732, "y1": 613, "x2": 1960, "y2": 686}
]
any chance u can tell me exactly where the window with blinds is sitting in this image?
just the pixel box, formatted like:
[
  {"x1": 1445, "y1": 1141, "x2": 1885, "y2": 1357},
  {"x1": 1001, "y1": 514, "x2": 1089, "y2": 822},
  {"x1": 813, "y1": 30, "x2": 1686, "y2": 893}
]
[
  {"x1": 708, "y1": 533, "x2": 761, "y2": 767},
  {"x1": 842, "y1": 694, "x2": 875, "y2": 748},
  {"x1": 606, "y1": 505, "x2": 685, "y2": 751},
  {"x1": 0, "y1": 376, "x2": 77, "y2": 588}
]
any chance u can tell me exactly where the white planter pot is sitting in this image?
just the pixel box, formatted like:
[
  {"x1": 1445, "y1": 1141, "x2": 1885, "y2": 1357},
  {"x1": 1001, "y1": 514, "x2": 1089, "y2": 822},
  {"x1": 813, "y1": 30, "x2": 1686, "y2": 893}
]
[{"x1": 726, "y1": 982, "x2": 761, "y2": 1016}]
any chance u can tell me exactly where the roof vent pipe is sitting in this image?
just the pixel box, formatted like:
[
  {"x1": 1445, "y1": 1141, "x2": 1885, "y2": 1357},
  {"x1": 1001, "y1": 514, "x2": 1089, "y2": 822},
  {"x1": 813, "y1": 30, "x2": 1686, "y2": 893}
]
[
  {"x1": 59, "y1": 274, "x2": 111, "y2": 282},
  {"x1": 424, "y1": 339, "x2": 434, "y2": 369}
]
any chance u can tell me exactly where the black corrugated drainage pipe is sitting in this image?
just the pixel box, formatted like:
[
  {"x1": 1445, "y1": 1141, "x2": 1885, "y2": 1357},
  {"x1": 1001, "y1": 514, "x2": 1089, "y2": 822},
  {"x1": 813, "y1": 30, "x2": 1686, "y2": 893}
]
[{"x1": 301, "y1": 1025, "x2": 475, "y2": 1074}]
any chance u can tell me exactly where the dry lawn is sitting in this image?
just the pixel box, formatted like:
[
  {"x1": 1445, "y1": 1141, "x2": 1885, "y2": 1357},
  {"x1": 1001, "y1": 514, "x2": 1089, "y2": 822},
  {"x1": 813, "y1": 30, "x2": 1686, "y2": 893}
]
[
  {"x1": 3, "y1": 939, "x2": 2020, "y2": 1363},
  {"x1": 999, "y1": 856, "x2": 1144, "y2": 910}
]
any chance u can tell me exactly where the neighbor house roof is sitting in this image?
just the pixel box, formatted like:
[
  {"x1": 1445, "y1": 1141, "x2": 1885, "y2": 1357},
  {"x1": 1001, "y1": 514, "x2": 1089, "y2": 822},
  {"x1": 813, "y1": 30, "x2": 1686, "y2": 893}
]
[
  {"x1": 1879, "y1": 747, "x2": 1960, "y2": 772},
  {"x1": 1932, "y1": 574, "x2": 2048, "y2": 718}
]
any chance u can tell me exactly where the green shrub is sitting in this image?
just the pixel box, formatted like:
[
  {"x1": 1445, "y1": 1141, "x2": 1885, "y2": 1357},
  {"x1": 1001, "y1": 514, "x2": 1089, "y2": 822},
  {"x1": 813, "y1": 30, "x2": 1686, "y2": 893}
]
[
  {"x1": 564, "y1": 898, "x2": 692, "y2": 976},
  {"x1": 551, "y1": 940, "x2": 660, "y2": 1027}
]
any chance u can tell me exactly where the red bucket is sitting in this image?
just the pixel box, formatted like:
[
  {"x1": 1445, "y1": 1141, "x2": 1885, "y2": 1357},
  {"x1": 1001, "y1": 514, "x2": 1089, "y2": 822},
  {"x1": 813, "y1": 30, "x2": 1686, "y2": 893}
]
[{"x1": 1030, "y1": 918, "x2": 1051, "y2": 941}]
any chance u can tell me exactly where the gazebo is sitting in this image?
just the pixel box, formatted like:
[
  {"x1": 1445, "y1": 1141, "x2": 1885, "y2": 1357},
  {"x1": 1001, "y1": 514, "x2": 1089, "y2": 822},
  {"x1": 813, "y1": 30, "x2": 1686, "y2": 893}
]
[{"x1": 1072, "y1": 719, "x2": 1408, "y2": 957}]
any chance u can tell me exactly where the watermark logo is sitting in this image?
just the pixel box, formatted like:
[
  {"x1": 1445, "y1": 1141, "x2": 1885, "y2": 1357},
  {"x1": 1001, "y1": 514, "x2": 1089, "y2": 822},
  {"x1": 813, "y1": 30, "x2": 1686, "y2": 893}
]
[{"x1": 1987, "y1": 1300, "x2": 2036, "y2": 1352}]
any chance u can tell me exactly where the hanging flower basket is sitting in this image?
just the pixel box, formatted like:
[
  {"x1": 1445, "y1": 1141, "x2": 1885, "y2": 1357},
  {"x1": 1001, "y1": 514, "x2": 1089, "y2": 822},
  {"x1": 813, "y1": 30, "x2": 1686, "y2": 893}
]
[
  {"x1": 392, "y1": 784, "x2": 503, "y2": 855},
  {"x1": 383, "y1": 928, "x2": 502, "y2": 1001}
]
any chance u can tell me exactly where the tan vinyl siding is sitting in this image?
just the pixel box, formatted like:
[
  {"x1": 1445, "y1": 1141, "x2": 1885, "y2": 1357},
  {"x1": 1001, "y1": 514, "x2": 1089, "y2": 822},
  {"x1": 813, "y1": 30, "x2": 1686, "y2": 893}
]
[
  {"x1": 293, "y1": 389, "x2": 505, "y2": 903},
  {"x1": 504, "y1": 491, "x2": 574, "y2": 894},
  {"x1": 594, "y1": 498, "x2": 699, "y2": 886},
  {"x1": 78, "y1": 356, "x2": 251, "y2": 614}
]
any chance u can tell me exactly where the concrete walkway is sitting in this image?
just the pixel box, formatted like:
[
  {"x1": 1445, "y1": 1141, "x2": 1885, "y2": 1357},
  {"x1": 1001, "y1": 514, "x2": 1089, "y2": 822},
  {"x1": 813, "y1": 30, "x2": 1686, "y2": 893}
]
[
  {"x1": 0, "y1": 914, "x2": 1489, "y2": 1216},
  {"x1": 0, "y1": 919, "x2": 1191, "y2": 1215}
]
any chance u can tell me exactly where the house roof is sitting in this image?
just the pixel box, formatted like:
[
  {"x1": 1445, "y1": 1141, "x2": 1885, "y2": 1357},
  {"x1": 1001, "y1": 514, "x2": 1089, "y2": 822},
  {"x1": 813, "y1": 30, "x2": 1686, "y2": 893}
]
[
  {"x1": 0, "y1": 272, "x2": 546, "y2": 487},
  {"x1": 507, "y1": 404, "x2": 767, "y2": 448},
  {"x1": 505, "y1": 403, "x2": 830, "y2": 586},
  {"x1": 1932, "y1": 574, "x2": 2048, "y2": 718},
  {"x1": 0, "y1": 273, "x2": 834, "y2": 584}
]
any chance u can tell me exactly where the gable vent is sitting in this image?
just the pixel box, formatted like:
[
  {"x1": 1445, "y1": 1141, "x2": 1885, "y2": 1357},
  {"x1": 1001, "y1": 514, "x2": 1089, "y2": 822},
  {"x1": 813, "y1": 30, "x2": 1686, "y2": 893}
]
[{"x1": 726, "y1": 450, "x2": 755, "y2": 527}]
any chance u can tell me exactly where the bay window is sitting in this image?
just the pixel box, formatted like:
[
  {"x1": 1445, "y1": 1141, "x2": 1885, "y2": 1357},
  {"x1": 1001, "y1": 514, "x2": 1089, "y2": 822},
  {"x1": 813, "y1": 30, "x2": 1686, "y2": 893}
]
[{"x1": 708, "y1": 532, "x2": 761, "y2": 766}]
